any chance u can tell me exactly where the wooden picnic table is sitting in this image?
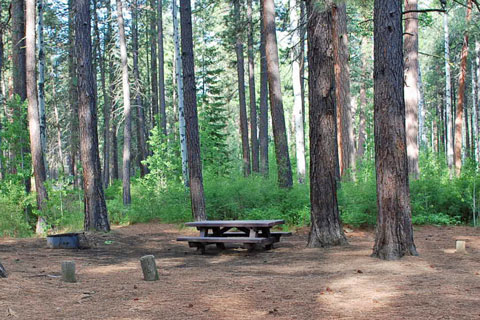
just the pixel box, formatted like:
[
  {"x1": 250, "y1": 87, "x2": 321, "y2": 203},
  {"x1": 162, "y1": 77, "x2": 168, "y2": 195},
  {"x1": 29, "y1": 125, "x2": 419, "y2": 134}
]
[{"x1": 177, "y1": 220, "x2": 291, "y2": 253}]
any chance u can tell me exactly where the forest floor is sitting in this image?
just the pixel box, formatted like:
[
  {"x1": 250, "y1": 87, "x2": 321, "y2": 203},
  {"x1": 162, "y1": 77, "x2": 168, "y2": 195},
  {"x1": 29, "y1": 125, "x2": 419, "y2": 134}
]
[{"x1": 0, "y1": 223, "x2": 479, "y2": 320}]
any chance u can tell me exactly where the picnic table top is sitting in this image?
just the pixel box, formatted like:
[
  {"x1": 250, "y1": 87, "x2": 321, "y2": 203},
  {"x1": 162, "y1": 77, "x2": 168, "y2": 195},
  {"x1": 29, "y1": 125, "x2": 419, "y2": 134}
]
[{"x1": 184, "y1": 220, "x2": 285, "y2": 228}]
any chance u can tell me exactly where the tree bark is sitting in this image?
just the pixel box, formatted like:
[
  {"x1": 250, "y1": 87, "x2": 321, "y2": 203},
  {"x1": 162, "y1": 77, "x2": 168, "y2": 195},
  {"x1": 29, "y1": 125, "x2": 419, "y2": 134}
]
[
  {"x1": 372, "y1": 0, "x2": 417, "y2": 260},
  {"x1": 37, "y1": 0, "x2": 47, "y2": 175},
  {"x1": 116, "y1": 0, "x2": 132, "y2": 206},
  {"x1": 233, "y1": 0, "x2": 251, "y2": 177},
  {"x1": 75, "y1": 0, "x2": 110, "y2": 232},
  {"x1": 306, "y1": 0, "x2": 347, "y2": 248},
  {"x1": 68, "y1": 0, "x2": 79, "y2": 187},
  {"x1": 180, "y1": 0, "x2": 206, "y2": 221},
  {"x1": 247, "y1": 0, "x2": 259, "y2": 173},
  {"x1": 454, "y1": 0, "x2": 472, "y2": 176},
  {"x1": 158, "y1": 0, "x2": 167, "y2": 135},
  {"x1": 356, "y1": 38, "x2": 368, "y2": 161},
  {"x1": 259, "y1": 0, "x2": 269, "y2": 176},
  {"x1": 173, "y1": 0, "x2": 188, "y2": 186},
  {"x1": 264, "y1": 0, "x2": 293, "y2": 188},
  {"x1": 132, "y1": 0, "x2": 148, "y2": 177},
  {"x1": 290, "y1": 0, "x2": 306, "y2": 184},
  {"x1": 443, "y1": 9, "x2": 454, "y2": 172},
  {"x1": 26, "y1": 0, "x2": 48, "y2": 234},
  {"x1": 150, "y1": 0, "x2": 159, "y2": 128},
  {"x1": 404, "y1": 0, "x2": 420, "y2": 178},
  {"x1": 476, "y1": 39, "x2": 480, "y2": 164},
  {"x1": 332, "y1": 2, "x2": 354, "y2": 178}
]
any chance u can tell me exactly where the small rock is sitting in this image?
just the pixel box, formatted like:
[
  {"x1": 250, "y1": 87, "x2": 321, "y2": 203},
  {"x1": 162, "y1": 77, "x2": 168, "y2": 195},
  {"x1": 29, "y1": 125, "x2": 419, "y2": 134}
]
[
  {"x1": 188, "y1": 304, "x2": 193, "y2": 308},
  {"x1": 357, "y1": 270, "x2": 363, "y2": 274},
  {"x1": 133, "y1": 285, "x2": 138, "y2": 289}
]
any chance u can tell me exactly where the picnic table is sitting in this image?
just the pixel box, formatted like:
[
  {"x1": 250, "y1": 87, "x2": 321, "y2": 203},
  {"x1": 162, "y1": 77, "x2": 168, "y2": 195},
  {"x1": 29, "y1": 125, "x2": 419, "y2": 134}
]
[{"x1": 177, "y1": 220, "x2": 291, "y2": 253}]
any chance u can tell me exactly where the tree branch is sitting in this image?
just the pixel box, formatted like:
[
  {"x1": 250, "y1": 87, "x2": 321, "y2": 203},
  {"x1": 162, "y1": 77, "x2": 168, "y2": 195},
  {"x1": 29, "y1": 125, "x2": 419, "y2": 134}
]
[{"x1": 402, "y1": 9, "x2": 446, "y2": 14}]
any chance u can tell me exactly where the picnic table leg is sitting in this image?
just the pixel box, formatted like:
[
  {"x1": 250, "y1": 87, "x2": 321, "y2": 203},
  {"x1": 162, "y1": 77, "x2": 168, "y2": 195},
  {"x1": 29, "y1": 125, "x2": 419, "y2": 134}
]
[{"x1": 196, "y1": 244, "x2": 206, "y2": 254}]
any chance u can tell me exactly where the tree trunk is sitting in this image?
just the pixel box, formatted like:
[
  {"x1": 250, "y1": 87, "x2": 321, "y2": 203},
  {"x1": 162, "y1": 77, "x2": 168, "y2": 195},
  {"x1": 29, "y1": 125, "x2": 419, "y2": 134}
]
[
  {"x1": 26, "y1": 0, "x2": 48, "y2": 234},
  {"x1": 51, "y1": 66, "x2": 64, "y2": 173},
  {"x1": 372, "y1": 0, "x2": 417, "y2": 260},
  {"x1": 443, "y1": 9, "x2": 454, "y2": 172},
  {"x1": 233, "y1": 0, "x2": 251, "y2": 177},
  {"x1": 158, "y1": 0, "x2": 167, "y2": 135},
  {"x1": 150, "y1": 0, "x2": 159, "y2": 128},
  {"x1": 476, "y1": 39, "x2": 480, "y2": 164},
  {"x1": 173, "y1": 0, "x2": 188, "y2": 186},
  {"x1": 418, "y1": 65, "x2": 426, "y2": 147},
  {"x1": 259, "y1": 0, "x2": 269, "y2": 176},
  {"x1": 264, "y1": 0, "x2": 293, "y2": 188},
  {"x1": 68, "y1": 0, "x2": 79, "y2": 187},
  {"x1": 37, "y1": 0, "x2": 47, "y2": 175},
  {"x1": 133, "y1": 0, "x2": 148, "y2": 177},
  {"x1": 454, "y1": 0, "x2": 472, "y2": 176},
  {"x1": 247, "y1": 0, "x2": 259, "y2": 173},
  {"x1": 180, "y1": 0, "x2": 206, "y2": 221},
  {"x1": 306, "y1": 0, "x2": 347, "y2": 248},
  {"x1": 332, "y1": 2, "x2": 354, "y2": 178},
  {"x1": 290, "y1": 0, "x2": 306, "y2": 184},
  {"x1": 116, "y1": 0, "x2": 132, "y2": 206},
  {"x1": 75, "y1": 0, "x2": 110, "y2": 232},
  {"x1": 356, "y1": 38, "x2": 368, "y2": 161},
  {"x1": 404, "y1": 0, "x2": 420, "y2": 178}
]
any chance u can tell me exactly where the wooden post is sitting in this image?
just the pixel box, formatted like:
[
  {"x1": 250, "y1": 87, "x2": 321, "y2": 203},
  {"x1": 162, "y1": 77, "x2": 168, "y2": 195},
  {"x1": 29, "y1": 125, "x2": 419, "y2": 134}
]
[
  {"x1": 456, "y1": 240, "x2": 466, "y2": 253},
  {"x1": 61, "y1": 261, "x2": 76, "y2": 283},
  {"x1": 140, "y1": 255, "x2": 159, "y2": 281}
]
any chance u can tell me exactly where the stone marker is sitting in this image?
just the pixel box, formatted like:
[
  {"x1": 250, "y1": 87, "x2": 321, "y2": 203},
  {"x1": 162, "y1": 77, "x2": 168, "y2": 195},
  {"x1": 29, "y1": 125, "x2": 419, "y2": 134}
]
[
  {"x1": 140, "y1": 255, "x2": 159, "y2": 281},
  {"x1": 456, "y1": 240, "x2": 466, "y2": 253},
  {"x1": 61, "y1": 261, "x2": 76, "y2": 283}
]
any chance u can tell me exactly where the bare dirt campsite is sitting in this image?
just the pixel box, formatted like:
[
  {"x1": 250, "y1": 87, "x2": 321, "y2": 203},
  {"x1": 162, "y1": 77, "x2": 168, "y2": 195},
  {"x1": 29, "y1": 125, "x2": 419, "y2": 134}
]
[{"x1": 0, "y1": 224, "x2": 479, "y2": 320}]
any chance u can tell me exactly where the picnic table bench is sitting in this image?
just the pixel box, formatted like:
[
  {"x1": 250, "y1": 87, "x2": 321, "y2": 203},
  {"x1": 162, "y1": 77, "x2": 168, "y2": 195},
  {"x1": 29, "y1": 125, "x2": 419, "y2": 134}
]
[{"x1": 177, "y1": 220, "x2": 291, "y2": 253}]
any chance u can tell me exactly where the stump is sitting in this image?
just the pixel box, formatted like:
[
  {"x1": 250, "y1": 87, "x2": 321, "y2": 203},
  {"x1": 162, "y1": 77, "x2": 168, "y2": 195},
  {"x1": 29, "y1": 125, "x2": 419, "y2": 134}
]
[
  {"x1": 0, "y1": 262, "x2": 7, "y2": 278},
  {"x1": 61, "y1": 261, "x2": 76, "y2": 283},
  {"x1": 140, "y1": 255, "x2": 159, "y2": 281},
  {"x1": 456, "y1": 240, "x2": 466, "y2": 253}
]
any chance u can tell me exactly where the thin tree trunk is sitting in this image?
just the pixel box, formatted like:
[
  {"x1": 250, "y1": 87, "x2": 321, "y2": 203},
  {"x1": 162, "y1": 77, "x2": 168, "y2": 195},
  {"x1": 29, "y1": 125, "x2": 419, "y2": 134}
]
[
  {"x1": 116, "y1": 0, "x2": 132, "y2": 206},
  {"x1": 158, "y1": 0, "x2": 167, "y2": 135},
  {"x1": 444, "y1": 9, "x2": 454, "y2": 172},
  {"x1": 465, "y1": 95, "x2": 470, "y2": 158},
  {"x1": 233, "y1": 0, "x2": 251, "y2": 177},
  {"x1": 476, "y1": 39, "x2": 480, "y2": 164},
  {"x1": 418, "y1": 65, "x2": 426, "y2": 147},
  {"x1": 264, "y1": 0, "x2": 293, "y2": 188},
  {"x1": 68, "y1": 0, "x2": 79, "y2": 187},
  {"x1": 37, "y1": 0, "x2": 47, "y2": 175},
  {"x1": 173, "y1": 0, "x2": 188, "y2": 186},
  {"x1": 180, "y1": 0, "x2": 206, "y2": 221},
  {"x1": 356, "y1": 39, "x2": 368, "y2": 161},
  {"x1": 26, "y1": 0, "x2": 48, "y2": 234},
  {"x1": 150, "y1": 0, "x2": 159, "y2": 128},
  {"x1": 290, "y1": 0, "x2": 306, "y2": 184},
  {"x1": 372, "y1": 0, "x2": 417, "y2": 260},
  {"x1": 52, "y1": 68, "x2": 64, "y2": 173},
  {"x1": 75, "y1": 0, "x2": 110, "y2": 232},
  {"x1": 454, "y1": 0, "x2": 472, "y2": 176},
  {"x1": 306, "y1": 0, "x2": 347, "y2": 248},
  {"x1": 0, "y1": 7, "x2": 4, "y2": 180},
  {"x1": 247, "y1": 0, "x2": 259, "y2": 173},
  {"x1": 259, "y1": 0, "x2": 269, "y2": 176},
  {"x1": 332, "y1": 2, "x2": 354, "y2": 178},
  {"x1": 133, "y1": 0, "x2": 148, "y2": 177}
]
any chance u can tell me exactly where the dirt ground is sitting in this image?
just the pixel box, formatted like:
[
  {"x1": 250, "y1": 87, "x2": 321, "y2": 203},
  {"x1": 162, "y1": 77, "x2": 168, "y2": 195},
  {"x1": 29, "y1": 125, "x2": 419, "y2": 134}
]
[{"x1": 0, "y1": 223, "x2": 479, "y2": 320}]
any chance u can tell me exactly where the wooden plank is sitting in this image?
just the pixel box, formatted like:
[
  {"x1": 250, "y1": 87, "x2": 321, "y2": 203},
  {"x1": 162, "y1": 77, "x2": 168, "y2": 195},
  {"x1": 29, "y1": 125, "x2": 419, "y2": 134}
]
[
  {"x1": 184, "y1": 220, "x2": 285, "y2": 228},
  {"x1": 177, "y1": 236, "x2": 274, "y2": 245},
  {"x1": 223, "y1": 231, "x2": 292, "y2": 237}
]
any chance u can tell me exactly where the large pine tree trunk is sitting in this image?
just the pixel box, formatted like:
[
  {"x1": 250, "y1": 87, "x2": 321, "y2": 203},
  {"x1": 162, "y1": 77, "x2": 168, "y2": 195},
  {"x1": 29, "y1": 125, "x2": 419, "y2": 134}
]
[
  {"x1": 233, "y1": 0, "x2": 251, "y2": 177},
  {"x1": 158, "y1": 0, "x2": 167, "y2": 135},
  {"x1": 173, "y1": 0, "x2": 188, "y2": 186},
  {"x1": 247, "y1": 0, "x2": 259, "y2": 173},
  {"x1": 290, "y1": 0, "x2": 306, "y2": 184},
  {"x1": 306, "y1": 0, "x2": 347, "y2": 248},
  {"x1": 180, "y1": 0, "x2": 206, "y2": 221},
  {"x1": 133, "y1": 0, "x2": 148, "y2": 177},
  {"x1": 372, "y1": 0, "x2": 417, "y2": 260},
  {"x1": 259, "y1": 0, "x2": 269, "y2": 176},
  {"x1": 454, "y1": 0, "x2": 472, "y2": 176},
  {"x1": 26, "y1": 0, "x2": 48, "y2": 234},
  {"x1": 264, "y1": 0, "x2": 293, "y2": 188},
  {"x1": 75, "y1": 0, "x2": 110, "y2": 232},
  {"x1": 443, "y1": 9, "x2": 454, "y2": 172},
  {"x1": 116, "y1": 0, "x2": 132, "y2": 206},
  {"x1": 404, "y1": 0, "x2": 420, "y2": 178},
  {"x1": 332, "y1": 2, "x2": 354, "y2": 178}
]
